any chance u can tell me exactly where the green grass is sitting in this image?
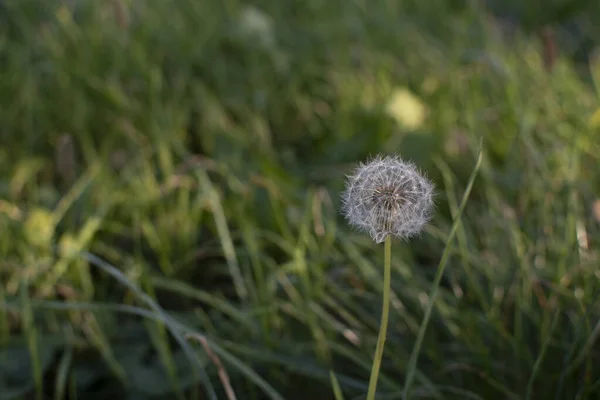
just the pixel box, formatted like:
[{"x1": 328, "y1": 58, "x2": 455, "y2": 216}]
[{"x1": 1, "y1": 0, "x2": 600, "y2": 399}]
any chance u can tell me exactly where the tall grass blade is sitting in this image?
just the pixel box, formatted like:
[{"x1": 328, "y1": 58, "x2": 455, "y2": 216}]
[{"x1": 403, "y1": 139, "x2": 483, "y2": 399}]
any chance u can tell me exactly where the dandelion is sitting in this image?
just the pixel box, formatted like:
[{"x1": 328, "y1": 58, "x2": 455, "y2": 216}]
[
  {"x1": 342, "y1": 155, "x2": 434, "y2": 243},
  {"x1": 385, "y1": 88, "x2": 428, "y2": 130},
  {"x1": 341, "y1": 154, "x2": 434, "y2": 400}
]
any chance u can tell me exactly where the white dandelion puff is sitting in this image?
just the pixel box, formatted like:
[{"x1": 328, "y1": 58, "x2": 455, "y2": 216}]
[{"x1": 341, "y1": 155, "x2": 435, "y2": 243}]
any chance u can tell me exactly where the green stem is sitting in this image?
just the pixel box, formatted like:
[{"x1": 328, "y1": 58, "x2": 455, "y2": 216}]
[
  {"x1": 366, "y1": 235, "x2": 392, "y2": 400},
  {"x1": 403, "y1": 141, "x2": 483, "y2": 399}
]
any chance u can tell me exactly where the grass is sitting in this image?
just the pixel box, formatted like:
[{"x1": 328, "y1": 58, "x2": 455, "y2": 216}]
[{"x1": 1, "y1": 0, "x2": 600, "y2": 399}]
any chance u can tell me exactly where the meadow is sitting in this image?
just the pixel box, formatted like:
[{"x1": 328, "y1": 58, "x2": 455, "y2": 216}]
[{"x1": 1, "y1": 0, "x2": 600, "y2": 399}]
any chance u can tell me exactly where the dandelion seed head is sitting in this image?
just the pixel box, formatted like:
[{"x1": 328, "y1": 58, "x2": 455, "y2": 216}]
[{"x1": 341, "y1": 155, "x2": 434, "y2": 243}]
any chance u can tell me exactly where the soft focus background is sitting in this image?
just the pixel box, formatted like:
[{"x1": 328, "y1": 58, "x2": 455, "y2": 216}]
[{"x1": 1, "y1": 0, "x2": 600, "y2": 399}]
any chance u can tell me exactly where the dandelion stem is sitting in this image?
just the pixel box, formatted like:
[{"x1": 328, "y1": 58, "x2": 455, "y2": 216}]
[{"x1": 366, "y1": 235, "x2": 392, "y2": 400}]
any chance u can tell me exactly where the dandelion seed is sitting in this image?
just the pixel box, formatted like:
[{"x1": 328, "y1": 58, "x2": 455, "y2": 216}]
[
  {"x1": 341, "y1": 155, "x2": 435, "y2": 243},
  {"x1": 340, "y1": 154, "x2": 435, "y2": 400}
]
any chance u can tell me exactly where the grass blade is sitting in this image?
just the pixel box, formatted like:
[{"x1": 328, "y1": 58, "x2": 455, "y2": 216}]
[
  {"x1": 330, "y1": 370, "x2": 346, "y2": 400},
  {"x1": 403, "y1": 139, "x2": 483, "y2": 399}
]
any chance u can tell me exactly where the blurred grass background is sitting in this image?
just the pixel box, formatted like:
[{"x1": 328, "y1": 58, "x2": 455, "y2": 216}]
[{"x1": 1, "y1": 0, "x2": 600, "y2": 399}]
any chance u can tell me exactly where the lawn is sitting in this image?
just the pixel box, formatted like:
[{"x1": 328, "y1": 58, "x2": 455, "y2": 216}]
[{"x1": 1, "y1": 0, "x2": 600, "y2": 399}]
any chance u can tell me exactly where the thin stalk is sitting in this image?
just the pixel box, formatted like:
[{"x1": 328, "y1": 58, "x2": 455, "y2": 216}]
[
  {"x1": 403, "y1": 141, "x2": 483, "y2": 399},
  {"x1": 366, "y1": 235, "x2": 392, "y2": 400}
]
